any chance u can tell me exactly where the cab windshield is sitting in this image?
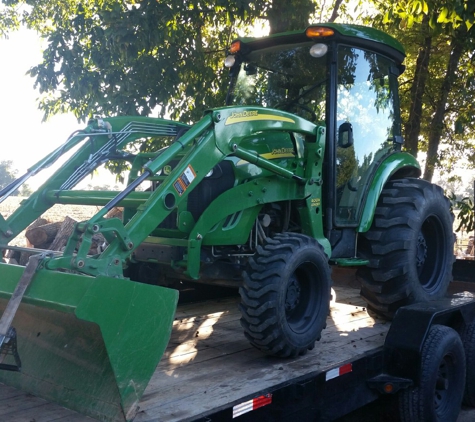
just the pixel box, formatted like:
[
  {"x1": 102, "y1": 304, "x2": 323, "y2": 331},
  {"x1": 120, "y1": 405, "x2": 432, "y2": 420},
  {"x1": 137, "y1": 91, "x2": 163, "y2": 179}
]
[
  {"x1": 230, "y1": 42, "x2": 329, "y2": 123},
  {"x1": 228, "y1": 40, "x2": 401, "y2": 227}
]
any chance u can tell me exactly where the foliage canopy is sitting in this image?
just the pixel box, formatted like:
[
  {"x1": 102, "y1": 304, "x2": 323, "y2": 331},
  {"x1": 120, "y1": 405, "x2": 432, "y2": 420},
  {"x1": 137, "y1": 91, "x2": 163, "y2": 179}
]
[{"x1": 0, "y1": 0, "x2": 474, "y2": 216}]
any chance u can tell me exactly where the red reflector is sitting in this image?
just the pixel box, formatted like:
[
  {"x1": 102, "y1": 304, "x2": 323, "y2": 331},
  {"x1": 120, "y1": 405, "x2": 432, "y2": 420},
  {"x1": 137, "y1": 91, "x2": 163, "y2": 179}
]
[
  {"x1": 339, "y1": 363, "x2": 352, "y2": 376},
  {"x1": 233, "y1": 393, "x2": 272, "y2": 418},
  {"x1": 253, "y1": 394, "x2": 272, "y2": 410},
  {"x1": 326, "y1": 363, "x2": 353, "y2": 381}
]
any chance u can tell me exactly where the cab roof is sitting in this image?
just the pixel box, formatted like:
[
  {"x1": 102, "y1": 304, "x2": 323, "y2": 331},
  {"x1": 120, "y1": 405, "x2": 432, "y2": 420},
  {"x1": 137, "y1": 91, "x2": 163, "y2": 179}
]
[{"x1": 234, "y1": 23, "x2": 405, "y2": 65}]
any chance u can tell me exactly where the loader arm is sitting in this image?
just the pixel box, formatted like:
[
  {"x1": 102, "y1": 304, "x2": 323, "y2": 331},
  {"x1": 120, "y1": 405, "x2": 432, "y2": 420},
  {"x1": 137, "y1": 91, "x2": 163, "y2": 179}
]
[
  {"x1": 0, "y1": 116, "x2": 190, "y2": 245},
  {"x1": 36, "y1": 107, "x2": 327, "y2": 279}
]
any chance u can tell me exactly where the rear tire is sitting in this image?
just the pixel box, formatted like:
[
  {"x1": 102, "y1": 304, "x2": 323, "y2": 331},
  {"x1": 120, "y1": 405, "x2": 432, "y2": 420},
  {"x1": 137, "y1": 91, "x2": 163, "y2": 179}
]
[
  {"x1": 399, "y1": 325, "x2": 465, "y2": 422},
  {"x1": 358, "y1": 178, "x2": 454, "y2": 318},
  {"x1": 239, "y1": 233, "x2": 331, "y2": 357}
]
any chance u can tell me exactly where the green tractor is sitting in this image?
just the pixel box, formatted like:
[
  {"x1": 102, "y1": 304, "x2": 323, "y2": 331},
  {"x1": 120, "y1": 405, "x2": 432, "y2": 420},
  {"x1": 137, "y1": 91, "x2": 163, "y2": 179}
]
[{"x1": 0, "y1": 24, "x2": 454, "y2": 420}]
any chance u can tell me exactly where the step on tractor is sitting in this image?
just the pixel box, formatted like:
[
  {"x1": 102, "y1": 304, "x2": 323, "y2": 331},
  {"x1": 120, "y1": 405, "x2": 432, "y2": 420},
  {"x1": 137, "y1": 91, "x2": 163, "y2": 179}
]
[{"x1": 0, "y1": 23, "x2": 454, "y2": 421}]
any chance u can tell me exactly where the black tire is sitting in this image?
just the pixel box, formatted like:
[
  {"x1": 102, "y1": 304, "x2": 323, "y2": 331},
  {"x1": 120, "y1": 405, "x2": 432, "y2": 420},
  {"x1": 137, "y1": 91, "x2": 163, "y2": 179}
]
[
  {"x1": 399, "y1": 325, "x2": 465, "y2": 422},
  {"x1": 239, "y1": 233, "x2": 331, "y2": 357},
  {"x1": 460, "y1": 322, "x2": 475, "y2": 407},
  {"x1": 358, "y1": 178, "x2": 454, "y2": 318}
]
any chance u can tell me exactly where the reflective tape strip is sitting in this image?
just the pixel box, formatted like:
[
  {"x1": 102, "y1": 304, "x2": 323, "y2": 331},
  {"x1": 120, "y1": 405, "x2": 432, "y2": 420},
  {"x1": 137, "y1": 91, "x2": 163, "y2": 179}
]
[
  {"x1": 325, "y1": 363, "x2": 353, "y2": 381},
  {"x1": 233, "y1": 394, "x2": 272, "y2": 418}
]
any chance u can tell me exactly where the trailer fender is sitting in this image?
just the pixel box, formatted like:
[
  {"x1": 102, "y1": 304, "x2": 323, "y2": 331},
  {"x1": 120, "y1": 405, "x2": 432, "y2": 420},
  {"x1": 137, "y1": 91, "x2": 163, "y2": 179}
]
[{"x1": 382, "y1": 293, "x2": 475, "y2": 385}]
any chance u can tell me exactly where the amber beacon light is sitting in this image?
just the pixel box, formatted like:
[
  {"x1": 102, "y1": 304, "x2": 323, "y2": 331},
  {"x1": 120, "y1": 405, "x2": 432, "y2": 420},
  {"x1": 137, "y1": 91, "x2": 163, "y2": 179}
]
[{"x1": 306, "y1": 27, "x2": 335, "y2": 38}]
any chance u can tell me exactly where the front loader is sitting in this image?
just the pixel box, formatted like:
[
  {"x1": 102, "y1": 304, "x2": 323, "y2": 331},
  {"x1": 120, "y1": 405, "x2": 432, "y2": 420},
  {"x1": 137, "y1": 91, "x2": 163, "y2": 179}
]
[{"x1": 0, "y1": 24, "x2": 454, "y2": 421}]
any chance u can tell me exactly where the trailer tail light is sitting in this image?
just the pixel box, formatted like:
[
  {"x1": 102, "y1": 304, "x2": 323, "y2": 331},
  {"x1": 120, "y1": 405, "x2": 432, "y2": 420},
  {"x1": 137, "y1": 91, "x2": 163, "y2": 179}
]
[
  {"x1": 233, "y1": 393, "x2": 272, "y2": 418},
  {"x1": 306, "y1": 26, "x2": 335, "y2": 38},
  {"x1": 325, "y1": 363, "x2": 353, "y2": 381}
]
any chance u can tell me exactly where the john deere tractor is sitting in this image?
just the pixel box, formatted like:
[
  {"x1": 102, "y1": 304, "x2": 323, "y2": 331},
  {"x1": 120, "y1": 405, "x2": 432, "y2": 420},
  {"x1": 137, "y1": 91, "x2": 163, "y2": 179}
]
[{"x1": 0, "y1": 24, "x2": 454, "y2": 420}]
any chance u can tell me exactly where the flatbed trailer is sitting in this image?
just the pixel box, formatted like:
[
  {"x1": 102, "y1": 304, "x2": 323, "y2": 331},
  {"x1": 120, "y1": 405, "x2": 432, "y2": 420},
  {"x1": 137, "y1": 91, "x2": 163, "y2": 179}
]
[{"x1": 1, "y1": 270, "x2": 475, "y2": 422}]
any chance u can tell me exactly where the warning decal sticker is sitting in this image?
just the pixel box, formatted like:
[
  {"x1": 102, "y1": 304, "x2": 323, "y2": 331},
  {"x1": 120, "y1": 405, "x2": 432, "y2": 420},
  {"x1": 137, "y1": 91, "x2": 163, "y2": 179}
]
[{"x1": 174, "y1": 165, "x2": 196, "y2": 196}]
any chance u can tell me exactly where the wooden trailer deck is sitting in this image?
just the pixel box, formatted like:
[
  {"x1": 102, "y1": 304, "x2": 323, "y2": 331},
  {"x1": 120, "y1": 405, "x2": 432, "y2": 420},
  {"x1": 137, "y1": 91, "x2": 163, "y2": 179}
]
[{"x1": 1, "y1": 271, "x2": 472, "y2": 421}]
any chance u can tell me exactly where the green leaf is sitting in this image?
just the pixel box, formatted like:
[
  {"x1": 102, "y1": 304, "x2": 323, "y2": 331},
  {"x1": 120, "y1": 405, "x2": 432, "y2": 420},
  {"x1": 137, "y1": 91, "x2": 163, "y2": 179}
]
[
  {"x1": 412, "y1": 1, "x2": 422, "y2": 15},
  {"x1": 437, "y1": 7, "x2": 449, "y2": 23},
  {"x1": 422, "y1": 0, "x2": 429, "y2": 14}
]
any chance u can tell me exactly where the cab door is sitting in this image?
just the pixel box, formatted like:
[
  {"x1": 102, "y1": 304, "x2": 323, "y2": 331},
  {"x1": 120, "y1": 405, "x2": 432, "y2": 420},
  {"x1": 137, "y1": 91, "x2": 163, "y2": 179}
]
[{"x1": 334, "y1": 46, "x2": 401, "y2": 227}]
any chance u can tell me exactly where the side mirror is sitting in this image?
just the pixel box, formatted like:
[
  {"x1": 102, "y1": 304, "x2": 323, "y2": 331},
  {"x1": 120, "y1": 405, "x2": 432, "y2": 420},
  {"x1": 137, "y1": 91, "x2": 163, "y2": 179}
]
[{"x1": 338, "y1": 122, "x2": 354, "y2": 148}]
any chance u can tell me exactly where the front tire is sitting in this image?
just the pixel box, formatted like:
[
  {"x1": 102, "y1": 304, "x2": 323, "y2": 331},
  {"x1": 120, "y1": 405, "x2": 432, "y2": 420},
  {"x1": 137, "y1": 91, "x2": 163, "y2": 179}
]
[
  {"x1": 358, "y1": 178, "x2": 454, "y2": 318},
  {"x1": 399, "y1": 325, "x2": 465, "y2": 422},
  {"x1": 239, "y1": 233, "x2": 331, "y2": 357}
]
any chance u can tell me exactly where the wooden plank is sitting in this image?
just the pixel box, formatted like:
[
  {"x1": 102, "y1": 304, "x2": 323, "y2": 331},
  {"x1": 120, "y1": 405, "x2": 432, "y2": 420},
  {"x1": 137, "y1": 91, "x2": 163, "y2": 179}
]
[
  {"x1": 138, "y1": 329, "x2": 388, "y2": 422},
  {"x1": 0, "y1": 285, "x2": 378, "y2": 422},
  {"x1": 137, "y1": 288, "x2": 388, "y2": 422},
  {"x1": 0, "y1": 392, "x2": 48, "y2": 415},
  {"x1": 5, "y1": 402, "x2": 93, "y2": 422},
  {"x1": 159, "y1": 291, "x2": 373, "y2": 373},
  {"x1": 164, "y1": 304, "x2": 373, "y2": 362},
  {"x1": 0, "y1": 383, "x2": 24, "y2": 401},
  {"x1": 0, "y1": 383, "x2": 96, "y2": 421}
]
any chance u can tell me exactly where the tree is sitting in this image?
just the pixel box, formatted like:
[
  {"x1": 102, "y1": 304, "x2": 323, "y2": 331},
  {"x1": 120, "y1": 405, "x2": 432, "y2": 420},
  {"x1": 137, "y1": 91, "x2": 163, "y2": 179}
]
[
  {"x1": 373, "y1": 0, "x2": 475, "y2": 181},
  {"x1": 0, "y1": 3, "x2": 19, "y2": 38},
  {"x1": 0, "y1": 160, "x2": 18, "y2": 192},
  {"x1": 0, "y1": 0, "x2": 354, "y2": 124},
  {"x1": 20, "y1": 184, "x2": 33, "y2": 197}
]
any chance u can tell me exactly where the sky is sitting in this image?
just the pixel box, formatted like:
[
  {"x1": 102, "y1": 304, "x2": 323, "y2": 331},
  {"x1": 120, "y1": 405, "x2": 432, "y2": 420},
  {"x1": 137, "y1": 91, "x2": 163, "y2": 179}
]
[{"x1": 0, "y1": 28, "x2": 116, "y2": 190}]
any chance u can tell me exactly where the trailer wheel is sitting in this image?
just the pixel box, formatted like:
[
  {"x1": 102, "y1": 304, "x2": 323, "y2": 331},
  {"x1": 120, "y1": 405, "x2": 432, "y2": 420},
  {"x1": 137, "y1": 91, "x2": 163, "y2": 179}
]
[
  {"x1": 399, "y1": 325, "x2": 465, "y2": 422},
  {"x1": 239, "y1": 233, "x2": 331, "y2": 357},
  {"x1": 460, "y1": 322, "x2": 475, "y2": 407},
  {"x1": 358, "y1": 178, "x2": 454, "y2": 318}
]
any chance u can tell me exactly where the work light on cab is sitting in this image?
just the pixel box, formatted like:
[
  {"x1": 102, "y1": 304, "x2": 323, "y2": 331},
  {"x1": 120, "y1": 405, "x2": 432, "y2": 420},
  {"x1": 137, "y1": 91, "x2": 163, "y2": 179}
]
[
  {"x1": 224, "y1": 55, "x2": 236, "y2": 68},
  {"x1": 309, "y1": 43, "x2": 328, "y2": 58}
]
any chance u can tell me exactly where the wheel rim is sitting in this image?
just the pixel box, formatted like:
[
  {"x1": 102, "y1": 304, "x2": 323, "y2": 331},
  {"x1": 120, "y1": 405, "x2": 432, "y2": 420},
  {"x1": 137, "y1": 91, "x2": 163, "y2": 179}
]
[
  {"x1": 418, "y1": 215, "x2": 447, "y2": 292},
  {"x1": 285, "y1": 277, "x2": 301, "y2": 314},
  {"x1": 285, "y1": 262, "x2": 319, "y2": 334},
  {"x1": 434, "y1": 354, "x2": 456, "y2": 415}
]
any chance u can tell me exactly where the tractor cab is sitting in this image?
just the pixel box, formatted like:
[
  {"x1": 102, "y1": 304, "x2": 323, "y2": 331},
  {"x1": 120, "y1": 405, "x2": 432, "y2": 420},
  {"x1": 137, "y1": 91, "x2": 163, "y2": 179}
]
[{"x1": 224, "y1": 25, "x2": 417, "y2": 257}]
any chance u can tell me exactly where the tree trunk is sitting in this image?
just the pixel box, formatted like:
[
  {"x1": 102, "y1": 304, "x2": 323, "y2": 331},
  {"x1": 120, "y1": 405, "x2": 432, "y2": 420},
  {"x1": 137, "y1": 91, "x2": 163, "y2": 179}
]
[
  {"x1": 328, "y1": 0, "x2": 344, "y2": 23},
  {"x1": 404, "y1": 15, "x2": 432, "y2": 157},
  {"x1": 20, "y1": 217, "x2": 49, "y2": 264},
  {"x1": 423, "y1": 38, "x2": 465, "y2": 181},
  {"x1": 25, "y1": 221, "x2": 62, "y2": 247},
  {"x1": 105, "y1": 207, "x2": 123, "y2": 220},
  {"x1": 24, "y1": 218, "x2": 49, "y2": 247},
  {"x1": 49, "y1": 216, "x2": 77, "y2": 252}
]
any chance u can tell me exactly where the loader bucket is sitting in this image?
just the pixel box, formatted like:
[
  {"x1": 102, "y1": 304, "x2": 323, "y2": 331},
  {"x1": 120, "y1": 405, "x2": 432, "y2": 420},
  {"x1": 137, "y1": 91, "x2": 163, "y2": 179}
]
[{"x1": 0, "y1": 261, "x2": 178, "y2": 421}]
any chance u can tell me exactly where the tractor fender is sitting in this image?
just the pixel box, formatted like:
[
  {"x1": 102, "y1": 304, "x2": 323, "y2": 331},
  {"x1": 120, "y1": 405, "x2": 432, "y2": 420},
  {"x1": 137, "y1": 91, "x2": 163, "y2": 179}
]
[{"x1": 358, "y1": 152, "x2": 421, "y2": 233}]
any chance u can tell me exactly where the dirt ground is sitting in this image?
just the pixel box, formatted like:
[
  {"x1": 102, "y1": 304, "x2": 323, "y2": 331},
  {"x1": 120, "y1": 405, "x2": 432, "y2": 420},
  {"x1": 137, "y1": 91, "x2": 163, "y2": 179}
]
[{"x1": 0, "y1": 196, "x2": 98, "y2": 247}]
